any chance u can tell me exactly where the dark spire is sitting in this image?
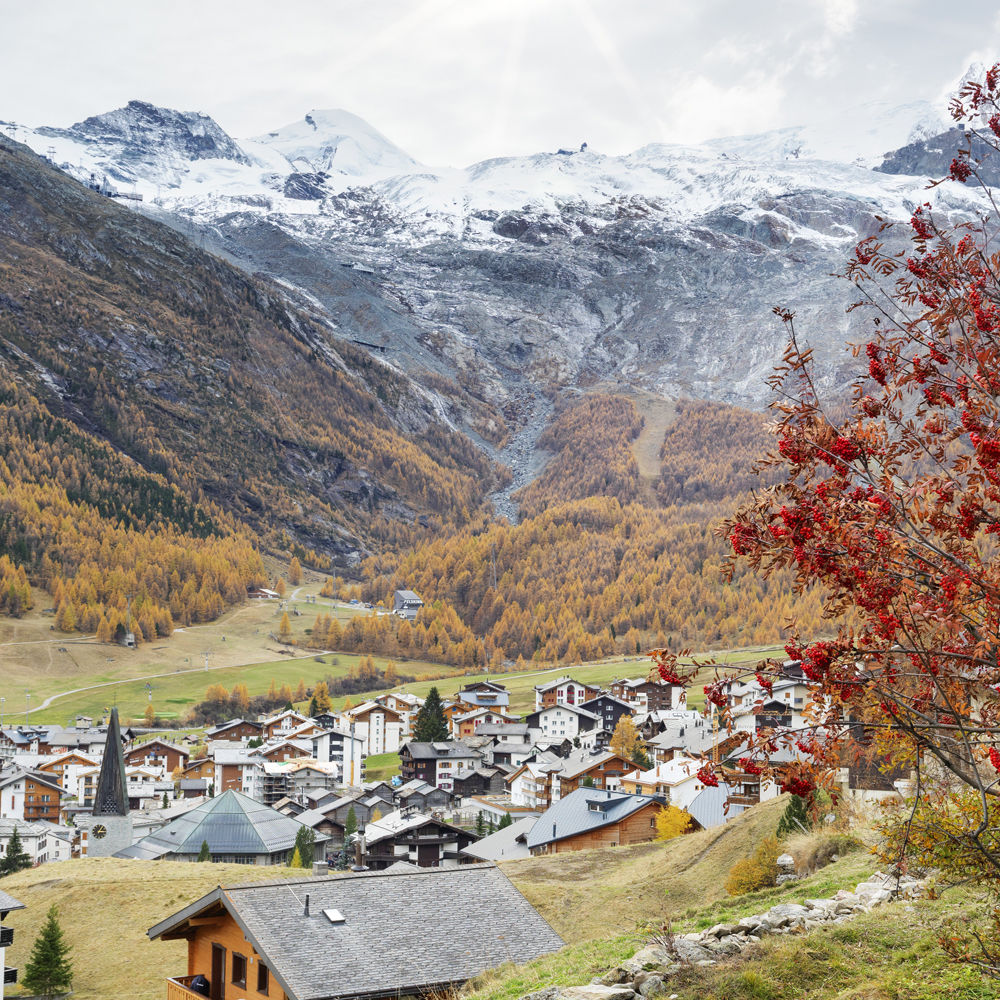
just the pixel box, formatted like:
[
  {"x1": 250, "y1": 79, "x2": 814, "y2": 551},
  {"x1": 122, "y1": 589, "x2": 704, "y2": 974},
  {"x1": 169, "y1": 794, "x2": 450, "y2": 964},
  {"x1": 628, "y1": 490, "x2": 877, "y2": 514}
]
[{"x1": 93, "y1": 707, "x2": 129, "y2": 816}]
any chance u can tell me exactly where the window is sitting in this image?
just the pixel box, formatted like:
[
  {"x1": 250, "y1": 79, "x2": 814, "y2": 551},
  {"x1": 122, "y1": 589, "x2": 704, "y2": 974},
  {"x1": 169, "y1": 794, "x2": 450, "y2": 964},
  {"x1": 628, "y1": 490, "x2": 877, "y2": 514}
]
[
  {"x1": 650, "y1": 818, "x2": 656, "y2": 828},
  {"x1": 257, "y1": 962, "x2": 270, "y2": 995},
  {"x1": 231, "y1": 953, "x2": 247, "y2": 987}
]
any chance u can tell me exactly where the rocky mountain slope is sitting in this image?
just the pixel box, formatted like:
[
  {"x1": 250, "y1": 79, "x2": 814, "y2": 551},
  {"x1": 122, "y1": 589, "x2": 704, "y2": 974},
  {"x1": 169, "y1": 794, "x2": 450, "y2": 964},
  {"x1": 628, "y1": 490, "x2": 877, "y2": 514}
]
[
  {"x1": 0, "y1": 134, "x2": 502, "y2": 565},
  {"x1": 6, "y1": 98, "x2": 986, "y2": 506}
]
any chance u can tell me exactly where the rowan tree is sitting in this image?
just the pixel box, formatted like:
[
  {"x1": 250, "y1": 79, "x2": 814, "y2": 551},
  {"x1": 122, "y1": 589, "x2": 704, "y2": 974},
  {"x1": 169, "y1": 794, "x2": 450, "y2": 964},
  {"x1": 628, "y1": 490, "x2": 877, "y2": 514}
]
[{"x1": 664, "y1": 64, "x2": 1000, "y2": 974}]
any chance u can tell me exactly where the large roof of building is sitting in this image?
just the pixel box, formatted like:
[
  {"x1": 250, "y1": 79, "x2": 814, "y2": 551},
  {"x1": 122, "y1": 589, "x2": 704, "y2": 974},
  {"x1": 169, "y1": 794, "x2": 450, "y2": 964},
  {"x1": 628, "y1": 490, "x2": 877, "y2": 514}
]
[
  {"x1": 148, "y1": 864, "x2": 563, "y2": 1000},
  {"x1": 116, "y1": 789, "x2": 327, "y2": 859},
  {"x1": 402, "y1": 740, "x2": 479, "y2": 759},
  {"x1": 526, "y1": 787, "x2": 660, "y2": 849},
  {"x1": 461, "y1": 816, "x2": 535, "y2": 862},
  {"x1": 0, "y1": 889, "x2": 25, "y2": 913}
]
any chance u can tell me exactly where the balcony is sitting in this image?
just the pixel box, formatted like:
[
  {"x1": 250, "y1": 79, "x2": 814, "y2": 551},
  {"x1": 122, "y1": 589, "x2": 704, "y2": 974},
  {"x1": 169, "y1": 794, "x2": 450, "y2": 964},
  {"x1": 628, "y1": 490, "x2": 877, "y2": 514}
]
[
  {"x1": 166, "y1": 974, "x2": 206, "y2": 1000},
  {"x1": 727, "y1": 793, "x2": 760, "y2": 807},
  {"x1": 0, "y1": 925, "x2": 12, "y2": 946},
  {"x1": 4, "y1": 967, "x2": 17, "y2": 986}
]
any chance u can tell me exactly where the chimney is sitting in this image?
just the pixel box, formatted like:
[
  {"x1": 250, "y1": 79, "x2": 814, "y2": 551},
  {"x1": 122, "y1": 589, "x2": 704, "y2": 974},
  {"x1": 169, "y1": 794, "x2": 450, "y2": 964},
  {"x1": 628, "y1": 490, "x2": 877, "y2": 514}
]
[{"x1": 304, "y1": 893, "x2": 310, "y2": 917}]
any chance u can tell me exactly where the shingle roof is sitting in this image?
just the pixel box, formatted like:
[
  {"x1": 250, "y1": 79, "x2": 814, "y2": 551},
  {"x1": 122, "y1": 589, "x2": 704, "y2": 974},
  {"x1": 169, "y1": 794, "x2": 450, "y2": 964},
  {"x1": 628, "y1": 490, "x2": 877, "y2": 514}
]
[
  {"x1": 116, "y1": 789, "x2": 328, "y2": 859},
  {"x1": 93, "y1": 708, "x2": 129, "y2": 817},
  {"x1": 0, "y1": 889, "x2": 25, "y2": 913},
  {"x1": 402, "y1": 740, "x2": 479, "y2": 760},
  {"x1": 148, "y1": 864, "x2": 563, "y2": 1000},
  {"x1": 526, "y1": 788, "x2": 660, "y2": 849},
  {"x1": 461, "y1": 817, "x2": 535, "y2": 861}
]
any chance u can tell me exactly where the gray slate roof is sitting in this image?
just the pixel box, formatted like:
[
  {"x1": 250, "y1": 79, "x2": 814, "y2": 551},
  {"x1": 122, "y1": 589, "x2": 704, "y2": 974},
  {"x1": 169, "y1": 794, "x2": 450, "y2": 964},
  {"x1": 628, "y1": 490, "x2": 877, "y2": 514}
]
[
  {"x1": 0, "y1": 889, "x2": 25, "y2": 913},
  {"x1": 116, "y1": 789, "x2": 328, "y2": 859},
  {"x1": 461, "y1": 816, "x2": 535, "y2": 861},
  {"x1": 526, "y1": 788, "x2": 660, "y2": 849},
  {"x1": 148, "y1": 864, "x2": 563, "y2": 1000},
  {"x1": 402, "y1": 740, "x2": 480, "y2": 760}
]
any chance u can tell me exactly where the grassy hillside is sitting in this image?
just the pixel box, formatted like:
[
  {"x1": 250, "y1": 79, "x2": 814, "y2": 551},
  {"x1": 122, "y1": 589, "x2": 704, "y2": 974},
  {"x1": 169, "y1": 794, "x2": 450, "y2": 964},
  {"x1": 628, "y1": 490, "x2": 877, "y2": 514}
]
[{"x1": 0, "y1": 859, "x2": 304, "y2": 1000}]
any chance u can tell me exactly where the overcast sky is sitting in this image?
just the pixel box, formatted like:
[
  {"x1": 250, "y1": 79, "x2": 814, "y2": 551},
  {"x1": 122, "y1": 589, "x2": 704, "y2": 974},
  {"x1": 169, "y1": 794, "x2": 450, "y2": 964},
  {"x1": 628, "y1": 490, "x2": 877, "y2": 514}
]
[{"x1": 2, "y1": 1, "x2": 999, "y2": 167}]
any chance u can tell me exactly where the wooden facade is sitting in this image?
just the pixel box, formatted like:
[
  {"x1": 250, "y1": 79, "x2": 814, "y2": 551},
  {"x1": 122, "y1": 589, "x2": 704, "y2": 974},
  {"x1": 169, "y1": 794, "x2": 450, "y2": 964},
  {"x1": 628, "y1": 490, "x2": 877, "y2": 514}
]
[
  {"x1": 125, "y1": 739, "x2": 189, "y2": 773},
  {"x1": 23, "y1": 776, "x2": 62, "y2": 823},
  {"x1": 169, "y1": 904, "x2": 284, "y2": 1000},
  {"x1": 531, "y1": 801, "x2": 662, "y2": 855}
]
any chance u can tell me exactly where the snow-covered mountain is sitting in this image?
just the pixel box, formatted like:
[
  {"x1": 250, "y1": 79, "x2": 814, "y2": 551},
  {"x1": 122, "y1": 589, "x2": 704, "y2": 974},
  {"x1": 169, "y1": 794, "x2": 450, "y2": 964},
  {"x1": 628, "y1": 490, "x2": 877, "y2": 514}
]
[
  {"x1": 4, "y1": 98, "x2": 985, "y2": 504},
  {"x1": 250, "y1": 108, "x2": 421, "y2": 178}
]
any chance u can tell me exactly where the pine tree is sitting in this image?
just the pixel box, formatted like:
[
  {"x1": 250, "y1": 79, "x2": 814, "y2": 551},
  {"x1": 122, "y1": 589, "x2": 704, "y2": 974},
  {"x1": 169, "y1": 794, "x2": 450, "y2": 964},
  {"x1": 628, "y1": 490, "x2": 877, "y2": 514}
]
[
  {"x1": 197, "y1": 840, "x2": 210, "y2": 862},
  {"x1": 1, "y1": 824, "x2": 31, "y2": 876},
  {"x1": 776, "y1": 795, "x2": 812, "y2": 839},
  {"x1": 21, "y1": 905, "x2": 73, "y2": 999},
  {"x1": 161, "y1": 791, "x2": 169, "y2": 809},
  {"x1": 344, "y1": 806, "x2": 358, "y2": 840},
  {"x1": 294, "y1": 825, "x2": 316, "y2": 867},
  {"x1": 498, "y1": 812, "x2": 513, "y2": 830},
  {"x1": 413, "y1": 687, "x2": 449, "y2": 742},
  {"x1": 475, "y1": 811, "x2": 485, "y2": 836}
]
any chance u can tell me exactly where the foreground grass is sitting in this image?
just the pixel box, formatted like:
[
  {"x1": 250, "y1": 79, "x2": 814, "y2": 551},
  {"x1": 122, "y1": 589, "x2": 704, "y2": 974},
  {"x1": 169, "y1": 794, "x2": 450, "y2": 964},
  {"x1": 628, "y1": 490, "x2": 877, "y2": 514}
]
[{"x1": 1, "y1": 859, "x2": 304, "y2": 1000}]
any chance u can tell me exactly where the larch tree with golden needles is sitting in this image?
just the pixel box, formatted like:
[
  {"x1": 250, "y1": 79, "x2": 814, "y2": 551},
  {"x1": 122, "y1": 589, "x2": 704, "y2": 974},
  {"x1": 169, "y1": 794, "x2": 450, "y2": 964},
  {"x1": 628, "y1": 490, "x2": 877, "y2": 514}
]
[{"x1": 654, "y1": 66, "x2": 1000, "y2": 975}]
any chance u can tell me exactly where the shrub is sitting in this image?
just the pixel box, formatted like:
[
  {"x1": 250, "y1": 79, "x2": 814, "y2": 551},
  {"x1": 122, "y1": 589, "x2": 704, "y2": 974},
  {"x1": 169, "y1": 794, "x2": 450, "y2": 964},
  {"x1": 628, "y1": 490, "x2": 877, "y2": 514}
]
[{"x1": 725, "y1": 835, "x2": 779, "y2": 896}]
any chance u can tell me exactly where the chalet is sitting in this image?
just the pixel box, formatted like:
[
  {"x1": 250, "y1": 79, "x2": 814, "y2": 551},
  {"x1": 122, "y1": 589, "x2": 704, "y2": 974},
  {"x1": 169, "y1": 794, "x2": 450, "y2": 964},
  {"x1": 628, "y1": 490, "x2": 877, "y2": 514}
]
[
  {"x1": 393, "y1": 778, "x2": 453, "y2": 813},
  {"x1": 392, "y1": 588, "x2": 424, "y2": 620},
  {"x1": 260, "y1": 711, "x2": 312, "y2": 741},
  {"x1": 0, "y1": 889, "x2": 24, "y2": 995},
  {"x1": 506, "y1": 755, "x2": 565, "y2": 809},
  {"x1": 248, "y1": 586, "x2": 279, "y2": 599},
  {"x1": 148, "y1": 864, "x2": 563, "y2": 1000},
  {"x1": 609, "y1": 677, "x2": 678, "y2": 713},
  {"x1": 119, "y1": 789, "x2": 328, "y2": 863},
  {"x1": 36, "y1": 750, "x2": 99, "y2": 796},
  {"x1": 364, "y1": 810, "x2": 477, "y2": 869},
  {"x1": 178, "y1": 779, "x2": 208, "y2": 799},
  {"x1": 450, "y1": 766, "x2": 507, "y2": 797},
  {"x1": 619, "y1": 756, "x2": 708, "y2": 810},
  {"x1": 250, "y1": 739, "x2": 311, "y2": 765},
  {"x1": 125, "y1": 738, "x2": 190, "y2": 775},
  {"x1": 454, "y1": 682, "x2": 511, "y2": 712},
  {"x1": 345, "y1": 702, "x2": 406, "y2": 755},
  {"x1": 533, "y1": 677, "x2": 600, "y2": 710},
  {"x1": 206, "y1": 719, "x2": 263, "y2": 743},
  {"x1": 644, "y1": 713, "x2": 715, "y2": 763},
  {"x1": 179, "y1": 758, "x2": 215, "y2": 783},
  {"x1": 526, "y1": 788, "x2": 663, "y2": 854},
  {"x1": 580, "y1": 694, "x2": 634, "y2": 733},
  {"x1": 525, "y1": 704, "x2": 599, "y2": 740},
  {"x1": 453, "y1": 707, "x2": 515, "y2": 740},
  {"x1": 399, "y1": 741, "x2": 481, "y2": 791},
  {"x1": 0, "y1": 768, "x2": 67, "y2": 824},
  {"x1": 554, "y1": 750, "x2": 636, "y2": 797}
]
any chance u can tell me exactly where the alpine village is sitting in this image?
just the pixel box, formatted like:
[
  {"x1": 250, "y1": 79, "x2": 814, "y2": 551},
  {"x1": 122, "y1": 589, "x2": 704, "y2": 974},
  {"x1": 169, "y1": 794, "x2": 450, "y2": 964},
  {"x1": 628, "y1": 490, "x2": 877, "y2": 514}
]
[{"x1": 3, "y1": 10, "x2": 1000, "y2": 1000}]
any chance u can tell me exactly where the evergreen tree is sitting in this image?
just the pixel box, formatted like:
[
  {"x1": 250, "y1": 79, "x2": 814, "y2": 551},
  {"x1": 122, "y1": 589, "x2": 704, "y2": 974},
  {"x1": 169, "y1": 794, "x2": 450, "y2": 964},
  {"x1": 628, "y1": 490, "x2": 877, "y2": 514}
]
[
  {"x1": 413, "y1": 687, "x2": 449, "y2": 742},
  {"x1": 162, "y1": 791, "x2": 169, "y2": 809},
  {"x1": 294, "y1": 825, "x2": 316, "y2": 866},
  {"x1": 776, "y1": 795, "x2": 812, "y2": 839},
  {"x1": 197, "y1": 840, "x2": 210, "y2": 862},
  {"x1": 344, "y1": 806, "x2": 358, "y2": 840},
  {"x1": 497, "y1": 812, "x2": 513, "y2": 830},
  {"x1": 475, "y1": 811, "x2": 485, "y2": 836},
  {"x1": 21, "y1": 905, "x2": 73, "y2": 999},
  {"x1": 1, "y1": 824, "x2": 31, "y2": 876},
  {"x1": 309, "y1": 696, "x2": 319, "y2": 717}
]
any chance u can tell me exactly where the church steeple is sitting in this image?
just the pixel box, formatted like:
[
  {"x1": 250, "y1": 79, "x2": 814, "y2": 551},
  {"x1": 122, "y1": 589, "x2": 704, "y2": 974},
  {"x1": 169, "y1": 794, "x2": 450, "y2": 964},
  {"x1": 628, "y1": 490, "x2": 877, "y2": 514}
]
[{"x1": 93, "y1": 707, "x2": 129, "y2": 817}]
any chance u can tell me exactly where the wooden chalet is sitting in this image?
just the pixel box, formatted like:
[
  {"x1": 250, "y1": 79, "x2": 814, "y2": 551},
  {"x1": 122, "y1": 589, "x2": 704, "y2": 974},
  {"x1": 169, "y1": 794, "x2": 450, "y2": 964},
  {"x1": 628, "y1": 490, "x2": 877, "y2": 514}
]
[
  {"x1": 526, "y1": 788, "x2": 664, "y2": 855},
  {"x1": 148, "y1": 865, "x2": 563, "y2": 1000},
  {"x1": 125, "y1": 738, "x2": 190, "y2": 773}
]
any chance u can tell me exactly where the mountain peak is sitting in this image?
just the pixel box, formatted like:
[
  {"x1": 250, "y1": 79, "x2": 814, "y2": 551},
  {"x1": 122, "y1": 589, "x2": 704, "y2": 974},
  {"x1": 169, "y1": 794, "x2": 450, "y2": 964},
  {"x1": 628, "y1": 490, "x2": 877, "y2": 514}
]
[{"x1": 252, "y1": 108, "x2": 420, "y2": 178}]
